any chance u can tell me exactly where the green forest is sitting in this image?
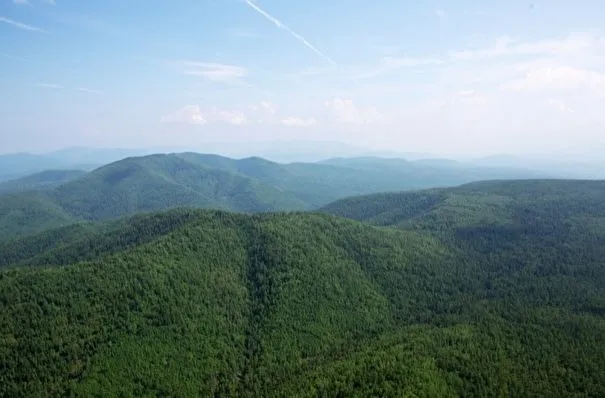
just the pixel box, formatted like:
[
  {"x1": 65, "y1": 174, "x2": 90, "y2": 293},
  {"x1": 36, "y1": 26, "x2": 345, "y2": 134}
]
[
  {"x1": 0, "y1": 179, "x2": 604, "y2": 396},
  {"x1": 0, "y1": 153, "x2": 549, "y2": 238}
]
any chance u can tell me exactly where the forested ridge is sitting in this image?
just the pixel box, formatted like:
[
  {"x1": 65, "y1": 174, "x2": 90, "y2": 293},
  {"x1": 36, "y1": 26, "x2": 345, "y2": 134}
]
[
  {"x1": 0, "y1": 169, "x2": 87, "y2": 195},
  {"x1": 0, "y1": 180, "x2": 604, "y2": 396},
  {"x1": 0, "y1": 152, "x2": 549, "y2": 238}
]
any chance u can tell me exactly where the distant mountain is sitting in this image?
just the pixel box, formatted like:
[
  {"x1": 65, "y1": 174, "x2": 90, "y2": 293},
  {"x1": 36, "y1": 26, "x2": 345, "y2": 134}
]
[
  {"x1": 1, "y1": 179, "x2": 605, "y2": 395},
  {"x1": 0, "y1": 152, "x2": 557, "y2": 238},
  {"x1": 0, "y1": 153, "x2": 66, "y2": 180},
  {"x1": 238, "y1": 140, "x2": 374, "y2": 162},
  {"x1": 319, "y1": 156, "x2": 553, "y2": 184},
  {"x1": 320, "y1": 179, "x2": 605, "y2": 232},
  {"x1": 53, "y1": 154, "x2": 308, "y2": 220},
  {"x1": 47, "y1": 146, "x2": 158, "y2": 165},
  {"x1": 0, "y1": 147, "x2": 165, "y2": 182},
  {"x1": 176, "y1": 152, "x2": 552, "y2": 209},
  {"x1": 0, "y1": 170, "x2": 86, "y2": 194},
  {"x1": 470, "y1": 155, "x2": 605, "y2": 179},
  {"x1": 0, "y1": 152, "x2": 98, "y2": 182}
]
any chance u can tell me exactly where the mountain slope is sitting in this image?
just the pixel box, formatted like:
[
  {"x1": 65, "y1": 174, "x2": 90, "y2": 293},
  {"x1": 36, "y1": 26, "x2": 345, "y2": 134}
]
[
  {"x1": 0, "y1": 192, "x2": 76, "y2": 238},
  {"x1": 320, "y1": 179, "x2": 605, "y2": 229},
  {"x1": 0, "y1": 154, "x2": 310, "y2": 237},
  {"x1": 321, "y1": 179, "x2": 605, "y2": 312},
  {"x1": 179, "y1": 152, "x2": 552, "y2": 207},
  {"x1": 2, "y1": 182, "x2": 605, "y2": 396},
  {"x1": 52, "y1": 154, "x2": 308, "y2": 220},
  {"x1": 0, "y1": 211, "x2": 456, "y2": 396},
  {"x1": 0, "y1": 209, "x2": 203, "y2": 268},
  {"x1": 0, "y1": 169, "x2": 87, "y2": 194},
  {"x1": 0, "y1": 153, "x2": 556, "y2": 238}
]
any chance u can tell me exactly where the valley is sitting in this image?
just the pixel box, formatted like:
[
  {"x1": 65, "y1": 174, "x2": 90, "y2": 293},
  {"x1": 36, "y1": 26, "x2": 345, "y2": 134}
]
[{"x1": 1, "y1": 177, "x2": 603, "y2": 396}]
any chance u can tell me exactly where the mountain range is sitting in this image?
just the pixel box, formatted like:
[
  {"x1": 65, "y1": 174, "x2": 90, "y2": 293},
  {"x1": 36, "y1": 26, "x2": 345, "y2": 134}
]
[
  {"x1": 2, "y1": 144, "x2": 604, "y2": 182},
  {"x1": 1, "y1": 179, "x2": 604, "y2": 396},
  {"x1": 0, "y1": 152, "x2": 553, "y2": 238}
]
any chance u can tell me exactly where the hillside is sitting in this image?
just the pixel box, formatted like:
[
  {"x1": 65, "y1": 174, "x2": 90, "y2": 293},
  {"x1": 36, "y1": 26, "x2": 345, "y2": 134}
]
[
  {"x1": 320, "y1": 179, "x2": 605, "y2": 230},
  {"x1": 0, "y1": 169, "x2": 87, "y2": 194},
  {"x1": 0, "y1": 192, "x2": 76, "y2": 238},
  {"x1": 1, "y1": 180, "x2": 605, "y2": 396},
  {"x1": 179, "y1": 152, "x2": 550, "y2": 206},
  {"x1": 0, "y1": 153, "x2": 552, "y2": 238},
  {"x1": 0, "y1": 154, "x2": 310, "y2": 237},
  {"x1": 321, "y1": 179, "x2": 605, "y2": 312},
  {"x1": 52, "y1": 154, "x2": 308, "y2": 220}
]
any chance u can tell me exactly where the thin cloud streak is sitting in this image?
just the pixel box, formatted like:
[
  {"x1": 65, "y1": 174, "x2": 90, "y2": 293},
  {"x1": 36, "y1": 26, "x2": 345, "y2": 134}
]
[
  {"x1": 0, "y1": 52, "x2": 25, "y2": 60},
  {"x1": 29, "y1": 83, "x2": 62, "y2": 89},
  {"x1": 0, "y1": 16, "x2": 46, "y2": 32},
  {"x1": 241, "y1": 0, "x2": 337, "y2": 66},
  {"x1": 77, "y1": 87, "x2": 103, "y2": 95},
  {"x1": 176, "y1": 60, "x2": 248, "y2": 82}
]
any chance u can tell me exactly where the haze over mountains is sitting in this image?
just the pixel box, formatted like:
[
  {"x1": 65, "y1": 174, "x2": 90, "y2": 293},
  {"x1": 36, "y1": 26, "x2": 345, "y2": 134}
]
[
  {"x1": 1, "y1": 148, "x2": 604, "y2": 395},
  {"x1": 2, "y1": 144, "x2": 604, "y2": 183},
  {"x1": 0, "y1": 149, "x2": 560, "y2": 238},
  {"x1": 3, "y1": 0, "x2": 605, "y2": 394}
]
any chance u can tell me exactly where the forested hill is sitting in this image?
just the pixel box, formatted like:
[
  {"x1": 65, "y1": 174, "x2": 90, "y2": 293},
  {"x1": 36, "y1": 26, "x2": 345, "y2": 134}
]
[
  {"x1": 0, "y1": 152, "x2": 550, "y2": 238},
  {"x1": 1, "y1": 179, "x2": 605, "y2": 395},
  {"x1": 320, "y1": 179, "x2": 605, "y2": 229},
  {"x1": 0, "y1": 169, "x2": 87, "y2": 195}
]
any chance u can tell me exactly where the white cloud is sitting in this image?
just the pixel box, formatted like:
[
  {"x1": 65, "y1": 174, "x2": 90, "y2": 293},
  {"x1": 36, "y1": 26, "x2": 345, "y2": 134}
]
[
  {"x1": 0, "y1": 16, "x2": 46, "y2": 32},
  {"x1": 159, "y1": 31, "x2": 604, "y2": 156},
  {"x1": 356, "y1": 56, "x2": 443, "y2": 79},
  {"x1": 501, "y1": 65, "x2": 605, "y2": 92},
  {"x1": 30, "y1": 83, "x2": 62, "y2": 89},
  {"x1": 12, "y1": 0, "x2": 30, "y2": 5},
  {"x1": 325, "y1": 98, "x2": 386, "y2": 125},
  {"x1": 209, "y1": 107, "x2": 248, "y2": 125},
  {"x1": 77, "y1": 87, "x2": 103, "y2": 95},
  {"x1": 162, "y1": 105, "x2": 207, "y2": 125},
  {"x1": 449, "y1": 32, "x2": 601, "y2": 62},
  {"x1": 281, "y1": 117, "x2": 316, "y2": 127},
  {"x1": 248, "y1": 101, "x2": 277, "y2": 123},
  {"x1": 164, "y1": 101, "x2": 321, "y2": 128},
  {"x1": 163, "y1": 102, "x2": 287, "y2": 126},
  {"x1": 356, "y1": 32, "x2": 603, "y2": 85},
  {"x1": 249, "y1": 101, "x2": 276, "y2": 115},
  {"x1": 177, "y1": 61, "x2": 248, "y2": 83},
  {"x1": 547, "y1": 98, "x2": 575, "y2": 113}
]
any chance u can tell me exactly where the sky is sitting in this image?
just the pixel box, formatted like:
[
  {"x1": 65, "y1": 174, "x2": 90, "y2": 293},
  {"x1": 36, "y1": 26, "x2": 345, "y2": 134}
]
[{"x1": 1, "y1": 0, "x2": 605, "y2": 158}]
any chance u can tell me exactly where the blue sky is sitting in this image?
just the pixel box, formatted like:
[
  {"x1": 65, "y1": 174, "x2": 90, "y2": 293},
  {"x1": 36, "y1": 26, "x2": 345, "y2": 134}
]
[{"x1": 1, "y1": 0, "x2": 604, "y2": 158}]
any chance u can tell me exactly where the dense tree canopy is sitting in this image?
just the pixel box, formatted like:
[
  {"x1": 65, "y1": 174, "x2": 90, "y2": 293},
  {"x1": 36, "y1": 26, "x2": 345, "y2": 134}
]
[
  {"x1": 0, "y1": 153, "x2": 550, "y2": 238},
  {"x1": 0, "y1": 180, "x2": 604, "y2": 396}
]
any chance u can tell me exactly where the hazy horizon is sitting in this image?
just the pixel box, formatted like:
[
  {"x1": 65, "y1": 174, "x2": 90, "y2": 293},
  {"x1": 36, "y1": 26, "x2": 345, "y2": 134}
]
[
  {"x1": 2, "y1": 1, "x2": 604, "y2": 159},
  {"x1": 2, "y1": 141, "x2": 605, "y2": 165}
]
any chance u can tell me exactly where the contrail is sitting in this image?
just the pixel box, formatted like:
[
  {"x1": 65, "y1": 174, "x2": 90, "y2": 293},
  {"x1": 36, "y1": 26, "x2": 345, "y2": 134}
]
[
  {"x1": 0, "y1": 16, "x2": 46, "y2": 33},
  {"x1": 241, "y1": 0, "x2": 337, "y2": 66}
]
